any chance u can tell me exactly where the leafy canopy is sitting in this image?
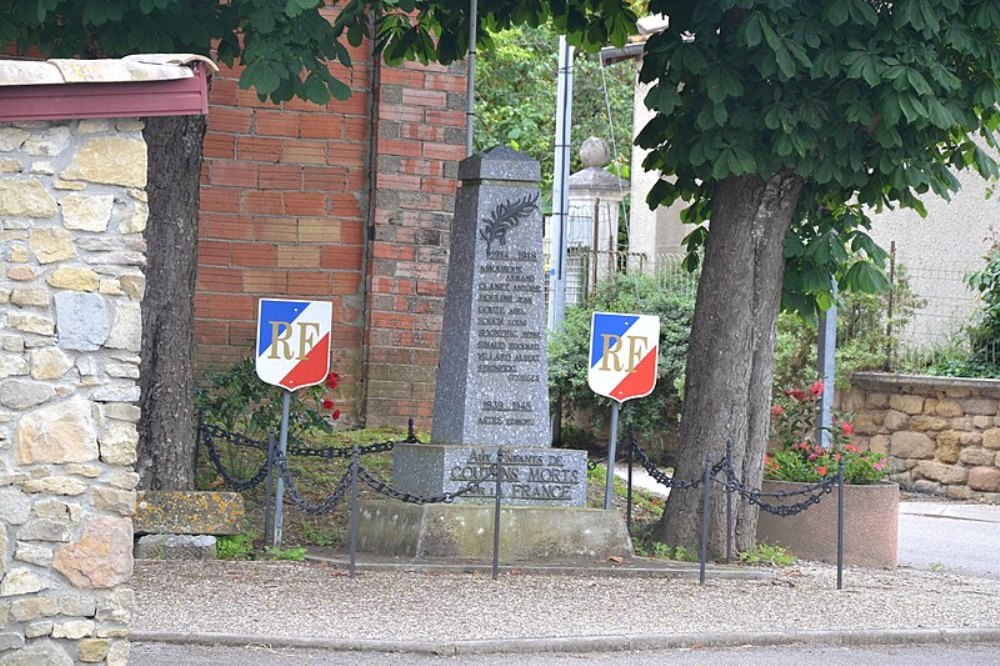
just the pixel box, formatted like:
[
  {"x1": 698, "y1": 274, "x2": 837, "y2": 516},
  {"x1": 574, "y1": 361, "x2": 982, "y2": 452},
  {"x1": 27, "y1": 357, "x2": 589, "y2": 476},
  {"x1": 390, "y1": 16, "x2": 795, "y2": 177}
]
[
  {"x1": 636, "y1": 0, "x2": 1000, "y2": 316},
  {"x1": 4, "y1": 0, "x2": 636, "y2": 104}
]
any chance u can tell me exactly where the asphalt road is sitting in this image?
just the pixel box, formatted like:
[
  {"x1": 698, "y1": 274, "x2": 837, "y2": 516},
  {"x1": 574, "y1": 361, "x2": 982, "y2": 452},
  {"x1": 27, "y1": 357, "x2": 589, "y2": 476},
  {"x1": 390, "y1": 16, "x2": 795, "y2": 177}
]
[
  {"x1": 897, "y1": 502, "x2": 1000, "y2": 579},
  {"x1": 132, "y1": 641, "x2": 1000, "y2": 665}
]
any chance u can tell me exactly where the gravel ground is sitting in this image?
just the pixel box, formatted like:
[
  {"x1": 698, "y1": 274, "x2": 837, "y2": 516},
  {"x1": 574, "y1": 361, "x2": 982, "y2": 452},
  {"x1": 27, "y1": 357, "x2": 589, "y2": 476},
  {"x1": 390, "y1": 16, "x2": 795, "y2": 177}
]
[{"x1": 133, "y1": 560, "x2": 1000, "y2": 642}]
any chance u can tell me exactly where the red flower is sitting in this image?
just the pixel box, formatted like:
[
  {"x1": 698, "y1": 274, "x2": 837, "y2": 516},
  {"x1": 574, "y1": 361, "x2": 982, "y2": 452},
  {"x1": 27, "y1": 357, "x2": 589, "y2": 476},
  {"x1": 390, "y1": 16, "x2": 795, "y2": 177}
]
[
  {"x1": 331, "y1": 409, "x2": 341, "y2": 421},
  {"x1": 808, "y1": 452, "x2": 820, "y2": 462},
  {"x1": 770, "y1": 404, "x2": 785, "y2": 417},
  {"x1": 325, "y1": 372, "x2": 340, "y2": 389},
  {"x1": 808, "y1": 380, "x2": 824, "y2": 396},
  {"x1": 817, "y1": 465, "x2": 828, "y2": 476},
  {"x1": 841, "y1": 421, "x2": 853, "y2": 436},
  {"x1": 322, "y1": 399, "x2": 334, "y2": 410},
  {"x1": 833, "y1": 453, "x2": 842, "y2": 462},
  {"x1": 785, "y1": 388, "x2": 807, "y2": 403}
]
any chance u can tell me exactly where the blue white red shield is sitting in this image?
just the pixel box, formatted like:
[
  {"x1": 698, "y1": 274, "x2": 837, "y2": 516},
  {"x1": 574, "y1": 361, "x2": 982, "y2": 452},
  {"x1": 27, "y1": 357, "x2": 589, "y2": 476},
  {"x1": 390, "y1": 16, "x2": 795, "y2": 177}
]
[
  {"x1": 255, "y1": 298, "x2": 332, "y2": 391},
  {"x1": 587, "y1": 312, "x2": 660, "y2": 403}
]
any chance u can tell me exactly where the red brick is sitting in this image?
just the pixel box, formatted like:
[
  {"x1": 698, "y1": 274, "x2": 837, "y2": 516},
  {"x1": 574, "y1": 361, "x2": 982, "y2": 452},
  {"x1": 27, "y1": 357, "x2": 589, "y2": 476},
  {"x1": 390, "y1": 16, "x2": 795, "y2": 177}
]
[
  {"x1": 425, "y1": 73, "x2": 466, "y2": 93},
  {"x1": 242, "y1": 270, "x2": 288, "y2": 293},
  {"x1": 230, "y1": 321, "x2": 258, "y2": 346},
  {"x1": 243, "y1": 190, "x2": 284, "y2": 215},
  {"x1": 332, "y1": 272, "x2": 362, "y2": 295},
  {"x1": 204, "y1": 215, "x2": 253, "y2": 241},
  {"x1": 298, "y1": 218, "x2": 341, "y2": 243},
  {"x1": 300, "y1": 115, "x2": 345, "y2": 139},
  {"x1": 282, "y1": 139, "x2": 328, "y2": 165},
  {"x1": 340, "y1": 221, "x2": 364, "y2": 245},
  {"x1": 238, "y1": 137, "x2": 282, "y2": 162},
  {"x1": 209, "y1": 78, "x2": 240, "y2": 105},
  {"x1": 401, "y1": 88, "x2": 446, "y2": 107},
  {"x1": 399, "y1": 158, "x2": 442, "y2": 177},
  {"x1": 343, "y1": 117, "x2": 369, "y2": 141},
  {"x1": 423, "y1": 142, "x2": 465, "y2": 161},
  {"x1": 276, "y1": 246, "x2": 320, "y2": 268},
  {"x1": 416, "y1": 280, "x2": 447, "y2": 297},
  {"x1": 208, "y1": 106, "x2": 252, "y2": 133},
  {"x1": 303, "y1": 166, "x2": 348, "y2": 191},
  {"x1": 204, "y1": 133, "x2": 236, "y2": 159},
  {"x1": 380, "y1": 68, "x2": 427, "y2": 87},
  {"x1": 379, "y1": 105, "x2": 425, "y2": 123},
  {"x1": 373, "y1": 244, "x2": 415, "y2": 261},
  {"x1": 250, "y1": 217, "x2": 298, "y2": 242},
  {"x1": 231, "y1": 243, "x2": 277, "y2": 267},
  {"x1": 423, "y1": 177, "x2": 457, "y2": 195},
  {"x1": 327, "y1": 141, "x2": 367, "y2": 167},
  {"x1": 197, "y1": 267, "x2": 243, "y2": 293},
  {"x1": 287, "y1": 271, "x2": 332, "y2": 296},
  {"x1": 195, "y1": 321, "x2": 229, "y2": 344},
  {"x1": 210, "y1": 161, "x2": 258, "y2": 188},
  {"x1": 320, "y1": 246, "x2": 363, "y2": 270},
  {"x1": 377, "y1": 173, "x2": 422, "y2": 191},
  {"x1": 425, "y1": 109, "x2": 464, "y2": 126},
  {"x1": 330, "y1": 194, "x2": 362, "y2": 219},
  {"x1": 204, "y1": 293, "x2": 256, "y2": 319},
  {"x1": 201, "y1": 187, "x2": 240, "y2": 213},
  {"x1": 284, "y1": 192, "x2": 328, "y2": 216},
  {"x1": 379, "y1": 139, "x2": 422, "y2": 158},
  {"x1": 199, "y1": 241, "x2": 231, "y2": 266},
  {"x1": 259, "y1": 165, "x2": 303, "y2": 189},
  {"x1": 255, "y1": 110, "x2": 299, "y2": 137}
]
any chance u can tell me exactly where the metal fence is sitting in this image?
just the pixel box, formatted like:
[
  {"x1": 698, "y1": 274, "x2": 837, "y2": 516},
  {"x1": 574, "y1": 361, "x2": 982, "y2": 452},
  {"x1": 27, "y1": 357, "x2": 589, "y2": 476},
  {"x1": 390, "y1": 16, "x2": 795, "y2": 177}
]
[{"x1": 199, "y1": 421, "x2": 848, "y2": 588}]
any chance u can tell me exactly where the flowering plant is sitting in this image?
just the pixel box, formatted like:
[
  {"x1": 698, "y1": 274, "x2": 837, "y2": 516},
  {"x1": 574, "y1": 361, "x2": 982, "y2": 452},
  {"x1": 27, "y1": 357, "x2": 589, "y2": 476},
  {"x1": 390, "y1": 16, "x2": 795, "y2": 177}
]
[{"x1": 765, "y1": 380, "x2": 888, "y2": 485}]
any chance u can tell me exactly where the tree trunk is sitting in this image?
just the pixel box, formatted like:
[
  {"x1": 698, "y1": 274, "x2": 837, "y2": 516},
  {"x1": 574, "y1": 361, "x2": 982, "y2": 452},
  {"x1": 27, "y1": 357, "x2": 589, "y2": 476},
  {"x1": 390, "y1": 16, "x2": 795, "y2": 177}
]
[
  {"x1": 135, "y1": 114, "x2": 206, "y2": 490},
  {"x1": 655, "y1": 171, "x2": 804, "y2": 558}
]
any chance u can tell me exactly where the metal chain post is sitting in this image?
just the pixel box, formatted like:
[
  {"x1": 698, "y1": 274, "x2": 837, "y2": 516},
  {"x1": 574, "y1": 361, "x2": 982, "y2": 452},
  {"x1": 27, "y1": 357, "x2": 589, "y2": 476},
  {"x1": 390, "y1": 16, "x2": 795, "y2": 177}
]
[
  {"x1": 349, "y1": 443, "x2": 359, "y2": 579},
  {"x1": 492, "y1": 450, "x2": 504, "y2": 581}
]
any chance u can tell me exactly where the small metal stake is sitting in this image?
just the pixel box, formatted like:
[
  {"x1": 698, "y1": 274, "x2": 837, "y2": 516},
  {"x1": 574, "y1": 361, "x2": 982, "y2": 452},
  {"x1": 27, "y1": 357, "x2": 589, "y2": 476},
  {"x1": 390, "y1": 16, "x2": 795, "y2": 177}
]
[
  {"x1": 272, "y1": 389, "x2": 292, "y2": 547},
  {"x1": 492, "y1": 449, "x2": 504, "y2": 581},
  {"x1": 725, "y1": 441, "x2": 733, "y2": 564},
  {"x1": 837, "y1": 461, "x2": 845, "y2": 590},
  {"x1": 349, "y1": 443, "x2": 360, "y2": 579},
  {"x1": 604, "y1": 401, "x2": 620, "y2": 511},
  {"x1": 263, "y1": 431, "x2": 276, "y2": 549},
  {"x1": 700, "y1": 452, "x2": 711, "y2": 585}
]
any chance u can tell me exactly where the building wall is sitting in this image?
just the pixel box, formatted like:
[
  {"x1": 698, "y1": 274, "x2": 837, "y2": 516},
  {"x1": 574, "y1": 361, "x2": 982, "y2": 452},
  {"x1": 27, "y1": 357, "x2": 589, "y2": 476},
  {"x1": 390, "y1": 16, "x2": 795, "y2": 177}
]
[
  {"x1": 194, "y1": 48, "x2": 467, "y2": 429},
  {"x1": 0, "y1": 118, "x2": 143, "y2": 665}
]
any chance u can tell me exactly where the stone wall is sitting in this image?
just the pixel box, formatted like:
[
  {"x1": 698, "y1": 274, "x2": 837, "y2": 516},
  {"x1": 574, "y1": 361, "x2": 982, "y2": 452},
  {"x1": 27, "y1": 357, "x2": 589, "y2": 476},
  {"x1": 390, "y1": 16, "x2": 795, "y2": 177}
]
[
  {"x1": 0, "y1": 119, "x2": 144, "y2": 664},
  {"x1": 846, "y1": 372, "x2": 1000, "y2": 502}
]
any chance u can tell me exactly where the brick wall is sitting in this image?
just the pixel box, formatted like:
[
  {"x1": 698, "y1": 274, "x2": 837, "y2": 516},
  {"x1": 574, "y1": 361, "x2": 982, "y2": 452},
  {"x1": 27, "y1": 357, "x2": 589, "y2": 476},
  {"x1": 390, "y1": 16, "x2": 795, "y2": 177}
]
[
  {"x1": 363, "y1": 61, "x2": 466, "y2": 428},
  {"x1": 195, "y1": 47, "x2": 467, "y2": 428}
]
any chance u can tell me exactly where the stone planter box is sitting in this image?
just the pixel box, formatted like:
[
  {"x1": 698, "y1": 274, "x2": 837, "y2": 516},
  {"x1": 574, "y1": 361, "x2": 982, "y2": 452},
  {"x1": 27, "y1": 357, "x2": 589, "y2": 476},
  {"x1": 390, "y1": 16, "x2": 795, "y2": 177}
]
[{"x1": 755, "y1": 480, "x2": 899, "y2": 568}]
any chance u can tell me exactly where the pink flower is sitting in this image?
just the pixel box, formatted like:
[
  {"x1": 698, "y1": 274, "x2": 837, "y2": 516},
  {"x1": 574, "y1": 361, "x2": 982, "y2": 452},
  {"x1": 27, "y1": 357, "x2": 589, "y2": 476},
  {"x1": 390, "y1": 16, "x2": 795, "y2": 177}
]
[
  {"x1": 808, "y1": 452, "x2": 820, "y2": 462},
  {"x1": 841, "y1": 421, "x2": 853, "y2": 436},
  {"x1": 322, "y1": 399, "x2": 334, "y2": 410},
  {"x1": 771, "y1": 404, "x2": 785, "y2": 417},
  {"x1": 874, "y1": 460, "x2": 886, "y2": 471},
  {"x1": 808, "y1": 380, "x2": 824, "y2": 396},
  {"x1": 786, "y1": 388, "x2": 807, "y2": 403}
]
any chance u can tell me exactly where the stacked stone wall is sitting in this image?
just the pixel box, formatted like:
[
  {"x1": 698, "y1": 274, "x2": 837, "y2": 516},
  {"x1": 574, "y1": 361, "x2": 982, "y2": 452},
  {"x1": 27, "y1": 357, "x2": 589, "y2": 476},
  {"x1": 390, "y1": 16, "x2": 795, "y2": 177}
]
[
  {"x1": 0, "y1": 119, "x2": 143, "y2": 664},
  {"x1": 846, "y1": 372, "x2": 1000, "y2": 502}
]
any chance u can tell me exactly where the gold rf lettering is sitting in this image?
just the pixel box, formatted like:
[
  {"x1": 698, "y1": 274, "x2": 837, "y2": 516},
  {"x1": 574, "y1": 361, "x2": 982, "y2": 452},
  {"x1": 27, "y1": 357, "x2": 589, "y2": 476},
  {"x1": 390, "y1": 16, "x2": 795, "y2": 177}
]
[
  {"x1": 268, "y1": 321, "x2": 321, "y2": 360},
  {"x1": 599, "y1": 334, "x2": 649, "y2": 373}
]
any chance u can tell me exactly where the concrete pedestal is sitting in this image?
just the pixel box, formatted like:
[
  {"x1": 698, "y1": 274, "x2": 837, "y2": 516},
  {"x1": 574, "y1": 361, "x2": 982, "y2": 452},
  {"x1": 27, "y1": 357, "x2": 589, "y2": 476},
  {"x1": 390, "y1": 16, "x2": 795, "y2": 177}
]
[{"x1": 356, "y1": 500, "x2": 633, "y2": 561}]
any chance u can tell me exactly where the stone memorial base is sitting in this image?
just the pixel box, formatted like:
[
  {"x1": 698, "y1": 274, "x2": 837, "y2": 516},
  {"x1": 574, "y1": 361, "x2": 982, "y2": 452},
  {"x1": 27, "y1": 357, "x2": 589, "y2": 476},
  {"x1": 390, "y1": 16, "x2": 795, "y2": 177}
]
[
  {"x1": 357, "y1": 500, "x2": 633, "y2": 561},
  {"x1": 391, "y1": 443, "x2": 589, "y2": 507}
]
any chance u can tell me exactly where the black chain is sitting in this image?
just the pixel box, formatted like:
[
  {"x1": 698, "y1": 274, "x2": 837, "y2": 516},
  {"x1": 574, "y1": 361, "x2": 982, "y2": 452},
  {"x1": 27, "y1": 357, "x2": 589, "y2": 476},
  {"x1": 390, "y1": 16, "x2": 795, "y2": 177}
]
[
  {"x1": 199, "y1": 423, "x2": 268, "y2": 451},
  {"x1": 715, "y1": 458, "x2": 839, "y2": 516},
  {"x1": 586, "y1": 456, "x2": 608, "y2": 471},
  {"x1": 277, "y1": 456, "x2": 354, "y2": 515},
  {"x1": 356, "y1": 465, "x2": 494, "y2": 505},
  {"x1": 286, "y1": 440, "x2": 396, "y2": 459},
  {"x1": 628, "y1": 433, "x2": 703, "y2": 490},
  {"x1": 201, "y1": 428, "x2": 270, "y2": 491}
]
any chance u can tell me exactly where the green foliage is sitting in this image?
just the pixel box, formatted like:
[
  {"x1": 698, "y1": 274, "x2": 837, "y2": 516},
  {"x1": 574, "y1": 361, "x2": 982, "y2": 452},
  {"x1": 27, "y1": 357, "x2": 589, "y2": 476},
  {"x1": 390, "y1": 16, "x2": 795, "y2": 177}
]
[
  {"x1": 738, "y1": 543, "x2": 796, "y2": 567},
  {"x1": 548, "y1": 270, "x2": 695, "y2": 451},
  {"x1": 217, "y1": 533, "x2": 255, "y2": 561},
  {"x1": 475, "y1": 21, "x2": 636, "y2": 204},
  {"x1": 5, "y1": 1, "x2": 637, "y2": 106},
  {"x1": 632, "y1": 531, "x2": 696, "y2": 561},
  {"x1": 959, "y1": 247, "x2": 1000, "y2": 376},
  {"x1": 195, "y1": 357, "x2": 334, "y2": 441},
  {"x1": 263, "y1": 545, "x2": 307, "y2": 561},
  {"x1": 638, "y1": 1, "x2": 1000, "y2": 316},
  {"x1": 773, "y1": 264, "x2": 924, "y2": 390}
]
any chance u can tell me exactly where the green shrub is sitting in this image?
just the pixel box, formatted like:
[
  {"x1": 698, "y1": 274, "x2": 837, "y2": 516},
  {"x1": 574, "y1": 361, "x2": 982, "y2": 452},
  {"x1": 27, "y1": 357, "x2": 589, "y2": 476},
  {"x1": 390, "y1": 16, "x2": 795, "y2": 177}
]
[
  {"x1": 196, "y1": 357, "x2": 335, "y2": 440},
  {"x1": 548, "y1": 270, "x2": 695, "y2": 456},
  {"x1": 772, "y1": 265, "x2": 922, "y2": 391},
  {"x1": 217, "y1": 533, "x2": 255, "y2": 560}
]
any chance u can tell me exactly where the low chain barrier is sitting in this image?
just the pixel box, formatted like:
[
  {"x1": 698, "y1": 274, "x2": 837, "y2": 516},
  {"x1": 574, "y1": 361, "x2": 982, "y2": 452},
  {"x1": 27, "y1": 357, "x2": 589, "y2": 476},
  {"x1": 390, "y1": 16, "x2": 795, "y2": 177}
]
[
  {"x1": 277, "y1": 455, "x2": 355, "y2": 516},
  {"x1": 200, "y1": 424, "x2": 270, "y2": 491},
  {"x1": 356, "y1": 465, "x2": 490, "y2": 505}
]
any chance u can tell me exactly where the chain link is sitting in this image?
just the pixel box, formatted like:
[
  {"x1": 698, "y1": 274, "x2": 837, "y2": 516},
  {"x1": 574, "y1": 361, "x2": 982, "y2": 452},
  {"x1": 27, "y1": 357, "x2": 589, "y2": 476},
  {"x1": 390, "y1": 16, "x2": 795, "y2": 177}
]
[
  {"x1": 356, "y1": 465, "x2": 495, "y2": 505},
  {"x1": 277, "y1": 455, "x2": 354, "y2": 515},
  {"x1": 628, "y1": 433, "x2": 703, "y2": 490},
  {"x1": 714, "y1": 456, "x2": 839, "y2": 516},
  {"x1": 201, "y1": 428, "x2": 270, "y2": 491},
  {"x1": 286, "y1": 440, "x2": 396, "y2": 459}
]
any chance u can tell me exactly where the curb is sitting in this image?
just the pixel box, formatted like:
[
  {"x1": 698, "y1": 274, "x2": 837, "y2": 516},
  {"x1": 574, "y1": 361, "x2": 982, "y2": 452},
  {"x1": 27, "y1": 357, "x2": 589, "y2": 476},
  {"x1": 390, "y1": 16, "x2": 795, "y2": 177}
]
[{"x1": 131, "y1": 627, "x2": 1000, "y2": 655}]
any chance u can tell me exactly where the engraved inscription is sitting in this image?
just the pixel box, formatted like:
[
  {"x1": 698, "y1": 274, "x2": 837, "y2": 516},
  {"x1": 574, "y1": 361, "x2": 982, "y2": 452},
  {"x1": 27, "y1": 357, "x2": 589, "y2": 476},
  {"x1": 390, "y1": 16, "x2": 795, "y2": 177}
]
[{"x1": 448, "y1": 450, "x2": 582, "y2": 501}]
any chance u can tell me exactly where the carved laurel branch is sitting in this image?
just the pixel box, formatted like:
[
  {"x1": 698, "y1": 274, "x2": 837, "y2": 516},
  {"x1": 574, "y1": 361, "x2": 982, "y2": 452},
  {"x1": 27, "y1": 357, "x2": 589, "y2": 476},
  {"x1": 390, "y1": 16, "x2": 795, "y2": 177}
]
[{"x1": 479, "y1": 193, "x2": 540, "y2": 254}]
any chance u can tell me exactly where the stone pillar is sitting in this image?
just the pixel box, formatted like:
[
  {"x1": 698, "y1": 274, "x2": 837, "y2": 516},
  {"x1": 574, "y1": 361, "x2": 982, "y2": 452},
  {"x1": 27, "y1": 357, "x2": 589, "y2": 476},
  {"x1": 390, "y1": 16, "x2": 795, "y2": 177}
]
[{"x1": 0, "y1": 119, "x2": 146, "y2": 665}]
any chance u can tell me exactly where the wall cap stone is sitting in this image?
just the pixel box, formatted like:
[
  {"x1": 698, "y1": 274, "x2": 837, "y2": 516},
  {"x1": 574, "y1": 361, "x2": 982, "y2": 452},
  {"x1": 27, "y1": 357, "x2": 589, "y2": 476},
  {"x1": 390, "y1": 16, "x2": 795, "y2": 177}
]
[{"x1": 852, "y1": 372, "x2": 1000, "y2": 397}]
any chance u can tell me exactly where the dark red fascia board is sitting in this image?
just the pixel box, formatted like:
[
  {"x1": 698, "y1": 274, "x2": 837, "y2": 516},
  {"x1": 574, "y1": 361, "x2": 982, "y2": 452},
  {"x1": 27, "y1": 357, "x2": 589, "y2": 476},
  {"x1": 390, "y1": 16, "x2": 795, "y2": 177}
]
[{"x1": 0, "y1": 64, "x2": 208, "y2": 122}]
